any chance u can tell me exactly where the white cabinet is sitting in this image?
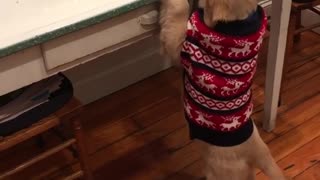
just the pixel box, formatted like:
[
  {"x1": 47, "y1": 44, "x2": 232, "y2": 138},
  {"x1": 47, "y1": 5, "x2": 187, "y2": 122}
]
[
  {"x1": 0, "y1": 4, "x2": 160, "y2": 96},
  {"x1": 0, "y1": 46, "x2": 48, "y2": 95},
  {"x1": 42, "y1": 4, "x2": 159, "y2": 71}
]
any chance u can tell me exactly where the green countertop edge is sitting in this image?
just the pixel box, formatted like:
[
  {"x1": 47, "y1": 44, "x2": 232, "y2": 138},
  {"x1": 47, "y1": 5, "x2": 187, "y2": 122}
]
[{"x1": 0, "y1": 0, "x2": 158, "y2": 58}]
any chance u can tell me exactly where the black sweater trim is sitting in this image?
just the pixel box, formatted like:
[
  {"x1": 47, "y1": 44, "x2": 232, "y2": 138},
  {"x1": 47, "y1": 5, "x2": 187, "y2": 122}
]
[
  {"x1": 197, "y1": 6, "x2": 264, "y2": 37},
  {"x1": 186, "y1": 115, "x2": 254, "y2": 147}
]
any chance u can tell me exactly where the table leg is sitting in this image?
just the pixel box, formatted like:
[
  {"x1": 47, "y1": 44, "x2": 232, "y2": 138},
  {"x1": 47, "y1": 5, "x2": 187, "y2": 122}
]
[{"x1": 263, "y1": 0, "x2": 292, "y2": 132}]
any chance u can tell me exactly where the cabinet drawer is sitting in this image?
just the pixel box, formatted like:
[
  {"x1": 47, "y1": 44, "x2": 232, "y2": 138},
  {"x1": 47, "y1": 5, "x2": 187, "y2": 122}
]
[{"x1": 42, "y1": 4, "x2": 159, "y2": 70}]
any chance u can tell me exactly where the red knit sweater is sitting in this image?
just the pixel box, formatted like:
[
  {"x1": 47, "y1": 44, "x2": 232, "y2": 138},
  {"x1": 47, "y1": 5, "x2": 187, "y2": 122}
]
[{"x1": 181, "y1": 6, "x2": 267, "y2": 146}]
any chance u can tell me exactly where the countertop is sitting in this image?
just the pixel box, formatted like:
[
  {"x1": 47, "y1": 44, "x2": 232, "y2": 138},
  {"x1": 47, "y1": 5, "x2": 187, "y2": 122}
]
[{"x1": 0, "y1": 0, "x2": 158, "y2": 58}]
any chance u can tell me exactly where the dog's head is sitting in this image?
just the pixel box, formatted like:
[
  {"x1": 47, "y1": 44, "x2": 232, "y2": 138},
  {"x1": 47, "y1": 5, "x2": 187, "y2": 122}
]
[{"x1": 202, "y1": 0, "x2": 258, "y2": 27}]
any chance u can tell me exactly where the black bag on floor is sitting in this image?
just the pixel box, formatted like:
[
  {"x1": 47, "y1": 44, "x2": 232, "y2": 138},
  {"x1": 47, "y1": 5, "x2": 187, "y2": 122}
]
[{"x1": 0, "y1": 74, "x2": 73, "y2": 136}]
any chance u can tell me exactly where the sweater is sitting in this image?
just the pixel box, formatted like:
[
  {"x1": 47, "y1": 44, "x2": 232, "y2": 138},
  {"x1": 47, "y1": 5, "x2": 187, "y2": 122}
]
[{"x1": 181, "y1": 6, "x2": 267, "y2": 146}]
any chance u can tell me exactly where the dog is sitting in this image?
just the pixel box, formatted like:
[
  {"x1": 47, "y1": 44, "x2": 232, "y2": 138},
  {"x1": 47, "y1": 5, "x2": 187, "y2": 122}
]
[{"x1": 159, "y1": 0, "x2": 287, "y2": 179}]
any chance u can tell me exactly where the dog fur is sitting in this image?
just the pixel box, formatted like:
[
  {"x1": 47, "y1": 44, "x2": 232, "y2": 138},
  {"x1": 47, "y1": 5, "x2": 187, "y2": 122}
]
[{"x1": 159, "y1": 0, "x2": 286, "y2": 179}]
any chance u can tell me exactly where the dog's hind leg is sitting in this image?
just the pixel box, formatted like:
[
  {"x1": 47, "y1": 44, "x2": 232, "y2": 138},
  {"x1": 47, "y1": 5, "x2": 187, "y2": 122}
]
[
  {"x1": 202, "y1": 143, "x2": 256, "y2": 180},
  {"x1": 250, "y1": 129, "x2": 286, "y2": 180},
  {"x1": 255, "y1": 150, "x2": 286, "y2": 180}
]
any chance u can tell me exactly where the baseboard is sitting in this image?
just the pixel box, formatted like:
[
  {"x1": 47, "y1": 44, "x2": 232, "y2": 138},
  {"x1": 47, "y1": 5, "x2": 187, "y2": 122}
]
[{"x1": 65, "y1": 35, "x2": 171, "y2": 104}]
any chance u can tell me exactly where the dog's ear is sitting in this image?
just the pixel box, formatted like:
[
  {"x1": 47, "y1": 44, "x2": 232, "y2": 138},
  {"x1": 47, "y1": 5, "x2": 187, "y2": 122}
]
[{"x1": 203, "y1": 0, "x2": 257, "y2": 27}]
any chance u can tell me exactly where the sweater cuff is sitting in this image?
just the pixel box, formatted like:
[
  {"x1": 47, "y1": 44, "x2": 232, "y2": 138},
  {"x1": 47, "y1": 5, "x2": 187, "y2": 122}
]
[{"x1": 187, "y1": 117, "x2": 254, "y2": 147}]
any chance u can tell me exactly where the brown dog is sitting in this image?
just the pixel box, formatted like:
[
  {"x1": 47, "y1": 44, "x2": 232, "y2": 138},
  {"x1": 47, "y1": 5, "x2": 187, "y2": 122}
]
[{"x1": 159, "y1": 0, "x2": 287, "y2": 179}]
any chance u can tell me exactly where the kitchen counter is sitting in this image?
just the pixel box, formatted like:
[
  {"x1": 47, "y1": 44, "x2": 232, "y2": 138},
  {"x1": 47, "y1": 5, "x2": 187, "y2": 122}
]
[{"x1": 0, "y1": 0, "x2": 157, "y2": 58}]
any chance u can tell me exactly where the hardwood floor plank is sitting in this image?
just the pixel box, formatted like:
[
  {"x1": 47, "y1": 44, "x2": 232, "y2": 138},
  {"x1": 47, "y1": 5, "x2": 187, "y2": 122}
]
[
  {"x1": 94, "y1": 126, "x2": 194, "y2": 179},
  {"x1": 256, "y1": 137, "x2": 320, "y2": 179},
  {"x1": 273, "y1": 94, "x2": 320, "y2": 135},
  {"x1": 295, "y1": 43, "x2": 320, "y2": 60},
  {"x1": 167, "y1": 159, "x2": 205, "y2": 180},
  {"x1": 90, "y1": 111, "x2": 186, "y2": 170},
  {"x1": 131, "y1": 96, "x2": 182, "y2": 128},
  {"x1": 267, "y1": 114, "x2": 320, "y2": 162},
  {"x1": 294, "y1": 163, "x2": 320, "y2": 180},
  {"x1": 282, "y1": 74, "x2": 320, "y2": 110},
  {"x1": 284, "y1": 58, "x2": 320, "y2": 91},
  {"x1": 86, "y1": 117, "x2": 140, "y2": 153},
  {"x1": 82, "y1": 69, "x2": 180, "y2": 129},
  {"x1": 83, "y1": 81, "x2": 179, "y2": 128},
  {"x1": 251, "y1": 111, "x2": 278, "y2": 143}
]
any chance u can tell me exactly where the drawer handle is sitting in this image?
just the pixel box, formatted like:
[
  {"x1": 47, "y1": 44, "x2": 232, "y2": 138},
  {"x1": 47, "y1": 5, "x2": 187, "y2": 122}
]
[{"x1": 138, "y1": 10, "x2": 159, "y2": 26}]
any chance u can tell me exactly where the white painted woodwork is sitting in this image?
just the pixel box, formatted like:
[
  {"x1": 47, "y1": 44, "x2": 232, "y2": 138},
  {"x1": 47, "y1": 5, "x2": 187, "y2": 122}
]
[
  {"x1": 0, "y1": 4, "x2": 160, "y2": 96},
  {"x1": 42, "y1": 5, "x2": 158, "y2": 70},
  {"x1": 264, "y1": 0, "x2": 292, "y2": 131},
  {"x1": 0, "y1": 46, "x2": 48, "y2": 95}
]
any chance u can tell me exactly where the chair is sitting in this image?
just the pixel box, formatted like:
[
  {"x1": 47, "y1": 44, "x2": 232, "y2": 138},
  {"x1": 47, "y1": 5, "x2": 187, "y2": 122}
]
[
  {"x1": 277, "y1": 0, "x2": 320, "y2": 106},
  {"x1": 0, "y1": 98, "x2": 93, "y2": 180},
  {"x1": 286, "y1": 0, "x2": 320, "y2": 54}
]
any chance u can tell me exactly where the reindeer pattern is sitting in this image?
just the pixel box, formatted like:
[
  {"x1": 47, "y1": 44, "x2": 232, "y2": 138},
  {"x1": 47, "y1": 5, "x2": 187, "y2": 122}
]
[
  {"x1": 194, "y1": 111, "x2": 216, "y2": 128},
  {"x1": 195, "y1": 73, "x2": 217, "y2": 92},
  {"x1": 220, "y1": 116, "x2": 242, "y2": 131},
  {"x1": 200, "y1": 33, "x2": 225, "y2": 55},
  {"x1": 228, "y1": 39, "x2": 254, "y2": 57},
  {"x1": 221, "y1": 79, "x2": 245, "y2": 96}
]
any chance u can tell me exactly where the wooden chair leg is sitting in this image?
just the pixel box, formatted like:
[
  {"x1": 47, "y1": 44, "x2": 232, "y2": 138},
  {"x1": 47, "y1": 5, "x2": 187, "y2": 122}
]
[
  {"x1": 278, "y1": 97, "x2": 282, "y2": 107},
  {"x1": 294, "y1": 10, "x2": 302, "y2": 42},
  {"x1": 35, "y1": 135, "x2": 46, "y2": 148},
  {"x1": 287, "y1": 11, "x2": 297, "y2": 55},
  {"x1": 72, "y1": 119, "x2": 93, "y2": 180},
  {"x1": 52, "y1": 127, "x2": 78, "y2": 158},
  {"x1": 279, "y1": 10, "x2": 297, "y2": 106}
]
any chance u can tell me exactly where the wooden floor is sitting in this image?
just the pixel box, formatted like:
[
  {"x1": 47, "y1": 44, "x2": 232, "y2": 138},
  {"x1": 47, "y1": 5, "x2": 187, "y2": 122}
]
[{"x1": 0, "y1": 31, "x2": 319, "y2": 180}]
